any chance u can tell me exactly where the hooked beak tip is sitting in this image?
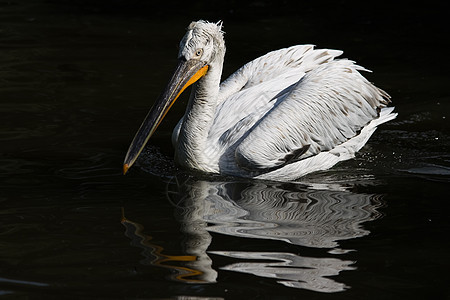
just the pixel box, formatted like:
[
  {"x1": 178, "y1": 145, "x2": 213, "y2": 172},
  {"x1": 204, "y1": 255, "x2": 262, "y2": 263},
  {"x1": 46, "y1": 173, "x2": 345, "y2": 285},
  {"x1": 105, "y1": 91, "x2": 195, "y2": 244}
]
[{"x1": 123, "y1": 164, "x2": 130, "y2": 175}]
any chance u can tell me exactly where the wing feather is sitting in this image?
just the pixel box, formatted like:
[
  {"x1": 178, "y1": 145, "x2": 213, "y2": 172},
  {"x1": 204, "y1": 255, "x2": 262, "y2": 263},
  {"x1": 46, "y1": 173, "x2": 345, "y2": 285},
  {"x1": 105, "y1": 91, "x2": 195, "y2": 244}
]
[
  {"x1": 210, "y1": 45, "x2": 344, "y2": 149},
  {"x1": 235, "y1": 59, "x2": 390, "y2": 170},
  {"x1": 217, "y1": 45, "x2": 343, "y2": 104}
]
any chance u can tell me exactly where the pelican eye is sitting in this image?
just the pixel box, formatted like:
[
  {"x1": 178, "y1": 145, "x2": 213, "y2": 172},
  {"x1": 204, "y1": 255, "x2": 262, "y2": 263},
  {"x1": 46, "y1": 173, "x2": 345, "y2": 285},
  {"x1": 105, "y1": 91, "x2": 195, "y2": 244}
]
[{"x1": 195, "y1": 48, "x2": 203, "y2": 57}]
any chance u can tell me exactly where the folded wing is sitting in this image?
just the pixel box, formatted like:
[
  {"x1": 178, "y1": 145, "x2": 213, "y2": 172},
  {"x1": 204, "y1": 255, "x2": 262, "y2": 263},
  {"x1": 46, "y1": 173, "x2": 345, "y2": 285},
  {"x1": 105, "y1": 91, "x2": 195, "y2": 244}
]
[
  {"x1": 210, "y1": 45, "x2": 343, "y2": 149},
  {"x1": 234, "y1": 58, "x2": 390, "y2": 170}
]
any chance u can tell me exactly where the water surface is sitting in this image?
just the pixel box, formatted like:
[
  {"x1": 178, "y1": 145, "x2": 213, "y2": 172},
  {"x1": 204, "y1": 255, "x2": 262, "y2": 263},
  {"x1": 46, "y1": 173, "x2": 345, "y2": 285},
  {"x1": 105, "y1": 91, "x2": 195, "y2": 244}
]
[{"x1": 1, "y1": 1, "x2": 449, "y2": 298}]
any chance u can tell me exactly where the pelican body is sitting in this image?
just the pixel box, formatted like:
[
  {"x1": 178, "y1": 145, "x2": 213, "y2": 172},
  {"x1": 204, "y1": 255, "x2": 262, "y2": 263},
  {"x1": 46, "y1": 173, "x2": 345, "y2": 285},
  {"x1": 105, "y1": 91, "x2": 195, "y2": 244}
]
[{"x1": 123, "y1": 21, "x2": 397, "y2": 181}]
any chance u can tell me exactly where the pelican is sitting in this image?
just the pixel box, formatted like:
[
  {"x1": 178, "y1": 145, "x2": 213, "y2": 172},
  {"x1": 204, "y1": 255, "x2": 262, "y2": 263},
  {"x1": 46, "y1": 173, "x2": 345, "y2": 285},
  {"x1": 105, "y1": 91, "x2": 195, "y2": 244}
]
[{"x1": 123, "y1": 20, "x2": 397, "y2": 181}]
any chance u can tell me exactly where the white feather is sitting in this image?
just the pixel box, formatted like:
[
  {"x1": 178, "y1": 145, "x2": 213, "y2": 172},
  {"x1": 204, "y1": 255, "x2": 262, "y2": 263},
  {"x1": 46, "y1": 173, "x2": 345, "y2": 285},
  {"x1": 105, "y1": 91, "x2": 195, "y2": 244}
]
[{"x1": 170, "y1": 20, "x2": 396, "y2": 181}]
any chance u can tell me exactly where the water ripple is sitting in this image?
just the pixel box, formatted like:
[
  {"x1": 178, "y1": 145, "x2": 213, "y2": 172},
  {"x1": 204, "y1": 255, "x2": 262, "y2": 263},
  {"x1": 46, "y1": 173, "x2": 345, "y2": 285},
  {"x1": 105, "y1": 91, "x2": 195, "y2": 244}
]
[
  {"x1": 209, "y1": 251, "x2": 355, "y2": 293},
  {"x1": 174, "y1": 180, "x2": 383, "y2": 249},
  {"x1": 135, "y1": 178, "x2": 386, "y2": 292},
  {"x1": 0, "y1": 277, "x2": 48, "y2": 287}
]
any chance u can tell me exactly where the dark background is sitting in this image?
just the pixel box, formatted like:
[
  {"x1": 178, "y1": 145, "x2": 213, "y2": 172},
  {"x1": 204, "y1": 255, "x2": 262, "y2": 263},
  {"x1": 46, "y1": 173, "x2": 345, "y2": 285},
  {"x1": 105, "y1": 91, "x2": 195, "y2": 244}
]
[{"x1": 1, "y1": 0, "x2": 449, "y2": 299}]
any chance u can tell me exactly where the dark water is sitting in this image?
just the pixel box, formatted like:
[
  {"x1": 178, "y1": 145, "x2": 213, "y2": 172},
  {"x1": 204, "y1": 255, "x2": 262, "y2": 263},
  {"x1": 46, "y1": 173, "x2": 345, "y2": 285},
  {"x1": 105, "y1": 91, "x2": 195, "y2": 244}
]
[{"x1": 1, "y1": 1, "x2": 449, "y2": 299}]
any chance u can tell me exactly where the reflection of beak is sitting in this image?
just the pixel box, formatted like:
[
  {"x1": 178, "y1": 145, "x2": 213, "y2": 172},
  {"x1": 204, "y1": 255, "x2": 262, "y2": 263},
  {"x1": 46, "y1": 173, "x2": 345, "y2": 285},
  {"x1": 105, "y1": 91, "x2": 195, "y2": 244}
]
[{"x1": 123, "y1": 59, "x2": 209, "y2": 174}]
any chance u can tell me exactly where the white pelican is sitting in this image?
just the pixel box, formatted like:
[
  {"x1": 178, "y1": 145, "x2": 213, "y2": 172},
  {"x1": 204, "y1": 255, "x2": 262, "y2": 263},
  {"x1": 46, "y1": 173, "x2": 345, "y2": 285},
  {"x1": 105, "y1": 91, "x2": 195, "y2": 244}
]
[{"x1": 123, "y1": 20, "x2": 397, "y2": 181}]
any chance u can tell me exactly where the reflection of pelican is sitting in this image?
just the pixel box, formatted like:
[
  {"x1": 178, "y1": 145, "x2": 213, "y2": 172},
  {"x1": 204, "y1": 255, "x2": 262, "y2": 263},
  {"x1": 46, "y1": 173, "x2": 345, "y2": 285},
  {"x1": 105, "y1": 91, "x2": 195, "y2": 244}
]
[
  {"x1": 208, "y1": 251, "x2": 355, "y2": 293},
  {"x1": 123, "y1": 20, "x2": 397, "y2": 181},
  {"x1": 175, "y1": 179, "x2": 383, "y2": 249},
  {"x1": 121, "y1": 208, "x2": 217, "y2": 283},
  {"x1": 167, "y1": 178, "x2": 383, "y2": 292}
]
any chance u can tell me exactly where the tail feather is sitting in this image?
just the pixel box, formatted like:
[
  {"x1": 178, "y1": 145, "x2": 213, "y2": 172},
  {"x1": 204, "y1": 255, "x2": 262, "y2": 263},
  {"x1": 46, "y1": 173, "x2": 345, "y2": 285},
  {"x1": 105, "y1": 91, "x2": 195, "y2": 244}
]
[{"x1": 375, "y1": 107, "x2": 398, "y2": 126}]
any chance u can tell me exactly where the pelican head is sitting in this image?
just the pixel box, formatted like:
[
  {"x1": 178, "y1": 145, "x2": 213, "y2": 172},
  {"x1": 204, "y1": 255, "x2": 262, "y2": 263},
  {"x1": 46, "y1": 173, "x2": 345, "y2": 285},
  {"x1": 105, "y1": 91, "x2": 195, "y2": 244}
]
[
  {"x1": 123, "y1": 21, "x2": 225, "y2": 174},
  {"x1": 179, "y1": 21, "x2": 225, "y2": 65}
]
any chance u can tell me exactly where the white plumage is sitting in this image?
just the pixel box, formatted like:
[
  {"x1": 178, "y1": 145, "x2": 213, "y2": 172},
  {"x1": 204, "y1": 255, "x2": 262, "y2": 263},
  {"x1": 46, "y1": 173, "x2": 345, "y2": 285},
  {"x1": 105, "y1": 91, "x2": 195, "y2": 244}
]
[{"x1": 124, "y1": 20, "x2": 397, "y2": 181}]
